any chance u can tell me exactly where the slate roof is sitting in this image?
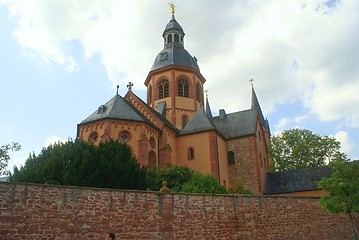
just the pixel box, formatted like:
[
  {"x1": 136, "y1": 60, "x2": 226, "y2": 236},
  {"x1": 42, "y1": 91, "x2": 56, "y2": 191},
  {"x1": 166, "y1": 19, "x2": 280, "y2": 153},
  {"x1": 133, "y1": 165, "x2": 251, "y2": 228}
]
[
  {"x1": 180, "y1": 108, "x2": 216, "y2": 135},
  {"x1": 210, "y1": 109, "x2": 258, "y2": 139},
  {"x1": 151, "y1": 45, "x2": 200, "y2": 72},
  {"x1": 163, "y1": 14, "x2": 185, "y2": 36},
  {"x1": 251, "y1": 87, "x2": 270, "y2": 134},
  {"x1": 80, "y1": 94, "x2": 157, "y2": 130},
  {"x1": 263, "y1": 166, "x2": 333, "y2": 195},
  {"x1": 151, "y1": 15, "x2": 200, "y2": 72}
]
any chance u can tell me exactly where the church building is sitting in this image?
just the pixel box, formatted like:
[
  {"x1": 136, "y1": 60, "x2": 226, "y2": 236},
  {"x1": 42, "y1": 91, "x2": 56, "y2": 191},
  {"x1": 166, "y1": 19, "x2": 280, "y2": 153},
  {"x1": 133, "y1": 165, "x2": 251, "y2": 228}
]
[{"x1": 77, "y1": 11, "x2": 271, "y2": 195}]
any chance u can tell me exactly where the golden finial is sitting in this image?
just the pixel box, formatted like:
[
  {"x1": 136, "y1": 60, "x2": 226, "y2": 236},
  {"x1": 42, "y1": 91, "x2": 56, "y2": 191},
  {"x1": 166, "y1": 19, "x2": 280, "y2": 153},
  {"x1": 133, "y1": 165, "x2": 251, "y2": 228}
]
[{"x1": 169, "y1": 2, "x2": 175, "y2": 14}]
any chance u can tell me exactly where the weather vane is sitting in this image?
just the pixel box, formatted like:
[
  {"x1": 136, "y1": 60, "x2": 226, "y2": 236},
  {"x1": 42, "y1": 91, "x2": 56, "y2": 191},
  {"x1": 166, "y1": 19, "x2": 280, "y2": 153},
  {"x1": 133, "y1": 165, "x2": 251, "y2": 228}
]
[
  {"x1": 205, "y1": 89, "x2": 209, "y2": 98},
  {"x1": 169, "y1": 2, "x2": 175, "y2": 14}
]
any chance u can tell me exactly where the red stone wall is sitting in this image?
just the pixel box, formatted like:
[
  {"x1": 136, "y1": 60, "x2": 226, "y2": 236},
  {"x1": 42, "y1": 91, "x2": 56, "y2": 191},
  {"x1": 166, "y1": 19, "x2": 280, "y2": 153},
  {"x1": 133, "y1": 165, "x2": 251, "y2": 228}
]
[{"x1": 0, "y1": 182, "x2": 357, "y2": 240}]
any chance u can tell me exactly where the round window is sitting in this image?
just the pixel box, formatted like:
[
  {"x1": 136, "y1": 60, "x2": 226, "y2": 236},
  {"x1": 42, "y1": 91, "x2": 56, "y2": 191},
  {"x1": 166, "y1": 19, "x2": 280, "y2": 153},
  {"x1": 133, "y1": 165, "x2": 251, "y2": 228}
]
[{"x1": 119, "y1": 131, "x2": 131, "y2": 142}]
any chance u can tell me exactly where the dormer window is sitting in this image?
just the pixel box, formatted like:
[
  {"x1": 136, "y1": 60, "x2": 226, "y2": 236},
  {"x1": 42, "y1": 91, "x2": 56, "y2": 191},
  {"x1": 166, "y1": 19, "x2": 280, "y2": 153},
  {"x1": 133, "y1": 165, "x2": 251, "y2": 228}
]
[{"x1": 97, "y1": 105, "x2": 107, "y2": 114}]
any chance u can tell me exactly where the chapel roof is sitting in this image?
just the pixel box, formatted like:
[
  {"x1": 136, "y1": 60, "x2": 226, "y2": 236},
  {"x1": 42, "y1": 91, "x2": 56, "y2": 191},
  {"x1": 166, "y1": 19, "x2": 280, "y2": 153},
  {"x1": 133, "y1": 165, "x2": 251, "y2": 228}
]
[
  {"x1": 263, "y1": 166, "x2": 333, "y2": 195},
  {"x1": 210, "y1": 109, "x2": 258, "y2": 139}
]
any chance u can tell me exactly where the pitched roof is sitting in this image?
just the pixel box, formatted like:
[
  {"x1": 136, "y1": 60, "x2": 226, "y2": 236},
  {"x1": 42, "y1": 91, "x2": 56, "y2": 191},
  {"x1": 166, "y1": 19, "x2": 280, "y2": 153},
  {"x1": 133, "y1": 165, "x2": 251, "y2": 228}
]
[
  {"x1": 251, "y1": 86, "x2": 270, "y2": 133},
  {"x1": 205, "y1": 96, "x2": 213, "y2": 118},
  {"x1": 180, "y1": 108, "x2": 216, "y2": 135},
  {"x1": 80, "y1": 94, "x2": 156, "y2": 129},
  {"x1": 125, "y1": 91, "x2": 178, "y2": 133},
  {"x1": 263, "y1": 166, "x2": 333, "y2": 195},
  {"x1": 210, "y1": 109, "x2": 258, "y2": 139}
]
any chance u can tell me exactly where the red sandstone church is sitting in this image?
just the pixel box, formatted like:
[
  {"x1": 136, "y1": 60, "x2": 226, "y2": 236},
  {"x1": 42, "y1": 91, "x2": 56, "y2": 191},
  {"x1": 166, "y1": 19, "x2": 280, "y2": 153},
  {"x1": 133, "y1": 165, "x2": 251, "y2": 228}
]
[{"x1": 77, "y1": 11, "x2": 329, "y2": 196}]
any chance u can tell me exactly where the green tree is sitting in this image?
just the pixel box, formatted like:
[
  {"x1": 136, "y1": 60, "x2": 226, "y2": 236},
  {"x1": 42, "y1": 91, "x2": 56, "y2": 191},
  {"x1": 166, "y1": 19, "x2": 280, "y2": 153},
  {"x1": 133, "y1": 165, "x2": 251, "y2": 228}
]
[
  {"x1": 0, "y1": 142, "x2": 21, "y2": 175},
  {"x1": 180, "y1": 173, "x2": 228, "y2": 194},
  {"x1": 10, "y1": 139, "x2": 148, "y2": 190},
  {"x1": 319, "y1": 160, "x2": 359, "y2": 239},
  {"x1": 148, "y1": 166, "x2": 194, "y2": 192},
  {"x1": 269, "y1": 129, "x2": 347, "y2": 171}
]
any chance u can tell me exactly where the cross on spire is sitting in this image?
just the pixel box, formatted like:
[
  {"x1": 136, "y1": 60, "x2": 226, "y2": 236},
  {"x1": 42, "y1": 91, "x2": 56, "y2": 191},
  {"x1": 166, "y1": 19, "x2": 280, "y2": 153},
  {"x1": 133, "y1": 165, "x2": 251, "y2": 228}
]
[
  {"x1": 127, "y1": 82, "x2": 133, "y2": 92},
  {"x1": 249, "y1": 78, "x2": 254, "y2": 87},
  {"x1": 116, "y1": 85, "x2": 119, "y2": 95},
  {"x1": 205, "y1": 89, "x2": 209, "y2": 98}
]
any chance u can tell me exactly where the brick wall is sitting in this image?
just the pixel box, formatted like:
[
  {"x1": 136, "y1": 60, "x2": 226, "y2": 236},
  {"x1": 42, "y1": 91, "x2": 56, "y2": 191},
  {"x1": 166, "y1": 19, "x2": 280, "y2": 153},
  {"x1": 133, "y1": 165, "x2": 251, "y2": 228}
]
[{"x1": 0, "y1": 182, "x2": 357, "y2": 240}]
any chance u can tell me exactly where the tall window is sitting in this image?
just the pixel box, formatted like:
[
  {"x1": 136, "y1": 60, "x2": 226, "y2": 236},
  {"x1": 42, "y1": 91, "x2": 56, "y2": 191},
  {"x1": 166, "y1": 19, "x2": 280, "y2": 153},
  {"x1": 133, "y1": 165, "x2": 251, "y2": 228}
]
[
  {"x1": 196, "y1": 83, "x2": 201, "y2": 102},
  {"x1": 168, "y1": 34, "x2": 172, "y2": 43},
  {"x1": 158, "y1": 79, "x2": 169, "y2": 99},
  {"x1": 174, "y1": 34, "x2": 179, "y2": 43},
  {"x1": 178, "y1": 78, "x2": 189, "y2": 97},
  {"x1": 148, "y1": 151, "x2": 156, "y2": 169},
  {"x1": 148, "y1": 85, "x2": 152, "y2": 103},
  {"x1": 228, "y1": 151, "x2": 235, "y2": 166},
  {"x1": 182, "y1": 114, "x2": 188, "y2": 129},
  {"x1": 188, "y1": 147, "x2": 195, "y2": 160}
]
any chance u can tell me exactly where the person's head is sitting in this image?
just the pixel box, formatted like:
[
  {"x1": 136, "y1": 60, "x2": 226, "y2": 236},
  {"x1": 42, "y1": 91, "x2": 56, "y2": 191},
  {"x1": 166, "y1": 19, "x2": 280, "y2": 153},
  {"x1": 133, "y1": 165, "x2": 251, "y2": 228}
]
[{"x1": 105, "y1": 232, "x2": 115, "y2": 240}]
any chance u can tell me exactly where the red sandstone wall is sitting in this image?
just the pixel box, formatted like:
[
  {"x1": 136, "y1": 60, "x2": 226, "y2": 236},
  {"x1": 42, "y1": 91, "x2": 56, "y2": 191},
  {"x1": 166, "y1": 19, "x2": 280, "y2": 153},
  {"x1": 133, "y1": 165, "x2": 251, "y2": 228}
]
[{"x1": 0, "y1": 182, "x2": 356, "y2": 240}]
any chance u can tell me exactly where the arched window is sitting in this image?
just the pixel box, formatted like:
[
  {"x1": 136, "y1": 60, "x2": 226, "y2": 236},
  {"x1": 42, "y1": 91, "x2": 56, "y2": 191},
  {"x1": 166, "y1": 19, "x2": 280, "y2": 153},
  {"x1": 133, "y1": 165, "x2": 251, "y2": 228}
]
[
  {"x1": 168, "y1": 34, "x2": 172, "y2": 43},
  {"x1": 182, "y1": 114, "x2": 188, "y2": 129},
  {"x1": 148, "y1": 151, "x2": 156, "y2": 169},
  {"x1": 188, "y1": 147, "x2": 195, "y2": 160},
  {"x1": 228, "y1": 151, "x2": 235, "y2": 166},
  {"x1": 174, "y1": 34, "x2": 179, "y2": 43},
  {"x1": 196, "y1": 83, "x2": 201, "y2": 102},
  {"x1": 88, "y1": 132, "x2": 99, "y2": 143},
  {"x1": 158, "y1": 79, "x2": 169, "y2": 99},
  {"x1": 148, "y1": 85, "x2": 152, "y2": 103},
  {"x1": 178, "y1": 78, "x2": 189, "y2": 97}
]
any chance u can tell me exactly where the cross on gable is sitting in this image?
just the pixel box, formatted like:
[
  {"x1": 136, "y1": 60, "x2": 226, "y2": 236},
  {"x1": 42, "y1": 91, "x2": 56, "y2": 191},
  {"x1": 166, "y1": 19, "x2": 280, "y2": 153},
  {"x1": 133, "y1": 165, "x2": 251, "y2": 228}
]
[{"x1": 127, "y1": 82, "x2": 134, "y2": 91}]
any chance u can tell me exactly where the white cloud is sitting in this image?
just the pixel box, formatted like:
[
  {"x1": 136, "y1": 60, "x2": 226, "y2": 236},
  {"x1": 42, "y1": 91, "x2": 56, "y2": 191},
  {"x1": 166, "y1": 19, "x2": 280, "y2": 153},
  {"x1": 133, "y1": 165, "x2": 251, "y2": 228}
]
[
  {"x1": 1, "y1": 0, "x2": 359, "y2": 124},
  {"x1": 274, "y1": 115, "x2": 310, "y2": 134},
  {"x1": 44, "y1": 136, "x2": 68, "y2": 148},
  {"x1": 333, "y1": 131, "x2": 355, "y2": 157}
]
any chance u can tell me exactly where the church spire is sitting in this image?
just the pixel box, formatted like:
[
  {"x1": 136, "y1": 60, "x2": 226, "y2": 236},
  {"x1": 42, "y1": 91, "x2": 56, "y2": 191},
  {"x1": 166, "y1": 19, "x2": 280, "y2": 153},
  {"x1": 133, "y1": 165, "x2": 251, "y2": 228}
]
[{"x1": 205, "y1": 90, "x2": 213, "y2": 118}]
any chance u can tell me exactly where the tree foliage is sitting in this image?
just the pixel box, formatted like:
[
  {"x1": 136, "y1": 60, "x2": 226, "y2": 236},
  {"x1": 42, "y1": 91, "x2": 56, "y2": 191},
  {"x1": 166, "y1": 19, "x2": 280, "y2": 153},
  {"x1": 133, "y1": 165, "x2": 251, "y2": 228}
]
[
  {"x1": 228, "y1": 180, "x2": 252, "y2": 195},
  {"x1": 319, "y1": 160, "x2": 359, "y2": 238},
  {"x1": 147, "y1": 166, "x2": 227, "y2": 194},
  {"x1": 0, "y1": 142, "x2": 21, "y2": 175},
  {"x1": 10, "y1": 139, "x2": 148, "y2": 190},
  {"x1": 148, "y1": 166, "x2": 194, "y2": 192},
  {"x1": 269, "y1": 129, "x2": 348, "y2": 171},
  {"x1": 180, "y1": 173, "x2": 228, "y2": 194}
]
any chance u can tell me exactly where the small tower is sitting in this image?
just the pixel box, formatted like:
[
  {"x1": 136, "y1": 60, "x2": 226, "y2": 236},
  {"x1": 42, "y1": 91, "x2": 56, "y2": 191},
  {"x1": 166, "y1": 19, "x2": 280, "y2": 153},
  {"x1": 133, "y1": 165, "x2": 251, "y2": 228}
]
[{"x1": 145, "y1": 8, "x2": 206, "y2": 130}]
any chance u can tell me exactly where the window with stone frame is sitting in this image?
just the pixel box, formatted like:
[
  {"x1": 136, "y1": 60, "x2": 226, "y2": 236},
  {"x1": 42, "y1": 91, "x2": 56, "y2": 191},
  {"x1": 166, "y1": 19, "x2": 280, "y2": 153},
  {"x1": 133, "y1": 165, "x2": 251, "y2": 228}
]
[
  {"x1": 228, "y1": 151, "x2": 235, "y2": 166},
  {"x1": 158, "y1": 79, "x2": 169, "y2": 99},
  {"x1": 177, "y1": 78, "x2": 189, "y2": 97}
]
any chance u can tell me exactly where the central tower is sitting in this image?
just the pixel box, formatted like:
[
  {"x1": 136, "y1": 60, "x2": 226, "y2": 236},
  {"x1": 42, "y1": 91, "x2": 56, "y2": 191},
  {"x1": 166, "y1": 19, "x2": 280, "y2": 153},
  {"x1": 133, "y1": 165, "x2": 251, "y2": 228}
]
[{"x1": 144, "y1": 12, "x2": 206, "y2": 130}]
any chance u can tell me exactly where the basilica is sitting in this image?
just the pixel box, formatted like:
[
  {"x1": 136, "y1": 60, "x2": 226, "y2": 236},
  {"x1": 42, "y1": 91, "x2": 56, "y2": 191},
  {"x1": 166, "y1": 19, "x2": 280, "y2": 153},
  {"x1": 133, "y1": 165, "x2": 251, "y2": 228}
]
[{"x1": 77, "y1": 11, "x2": 271, "y2": 195}]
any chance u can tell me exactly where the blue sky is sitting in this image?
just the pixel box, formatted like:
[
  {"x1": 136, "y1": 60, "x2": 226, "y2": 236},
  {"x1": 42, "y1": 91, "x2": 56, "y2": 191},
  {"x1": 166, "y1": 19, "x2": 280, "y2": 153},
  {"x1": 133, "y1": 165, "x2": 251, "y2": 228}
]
[{"x1": 1, "y1": 0, "x2": 358, "y2": 174}]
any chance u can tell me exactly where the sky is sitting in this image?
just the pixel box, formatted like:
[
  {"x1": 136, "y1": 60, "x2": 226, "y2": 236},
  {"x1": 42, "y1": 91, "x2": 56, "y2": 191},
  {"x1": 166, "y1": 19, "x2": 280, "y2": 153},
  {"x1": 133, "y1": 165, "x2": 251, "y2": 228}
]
[{"x1": 1, "y1": 0, "x2": 359, "y2": 174}]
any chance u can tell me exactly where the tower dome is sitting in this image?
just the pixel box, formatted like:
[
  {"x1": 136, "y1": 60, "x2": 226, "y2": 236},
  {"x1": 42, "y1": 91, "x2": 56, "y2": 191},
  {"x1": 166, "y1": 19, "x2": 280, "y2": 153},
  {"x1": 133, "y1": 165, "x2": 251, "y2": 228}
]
[{"x1": 151, "y1": 14, "x2": 200, "y2": 71}]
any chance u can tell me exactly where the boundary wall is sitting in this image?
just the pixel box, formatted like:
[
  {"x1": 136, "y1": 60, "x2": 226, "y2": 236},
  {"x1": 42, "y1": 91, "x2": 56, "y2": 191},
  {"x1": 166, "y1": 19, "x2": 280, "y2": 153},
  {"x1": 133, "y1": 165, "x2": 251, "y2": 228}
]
[{"x1": 0, "y1": 182, "x2": 357, "y2": 239}]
